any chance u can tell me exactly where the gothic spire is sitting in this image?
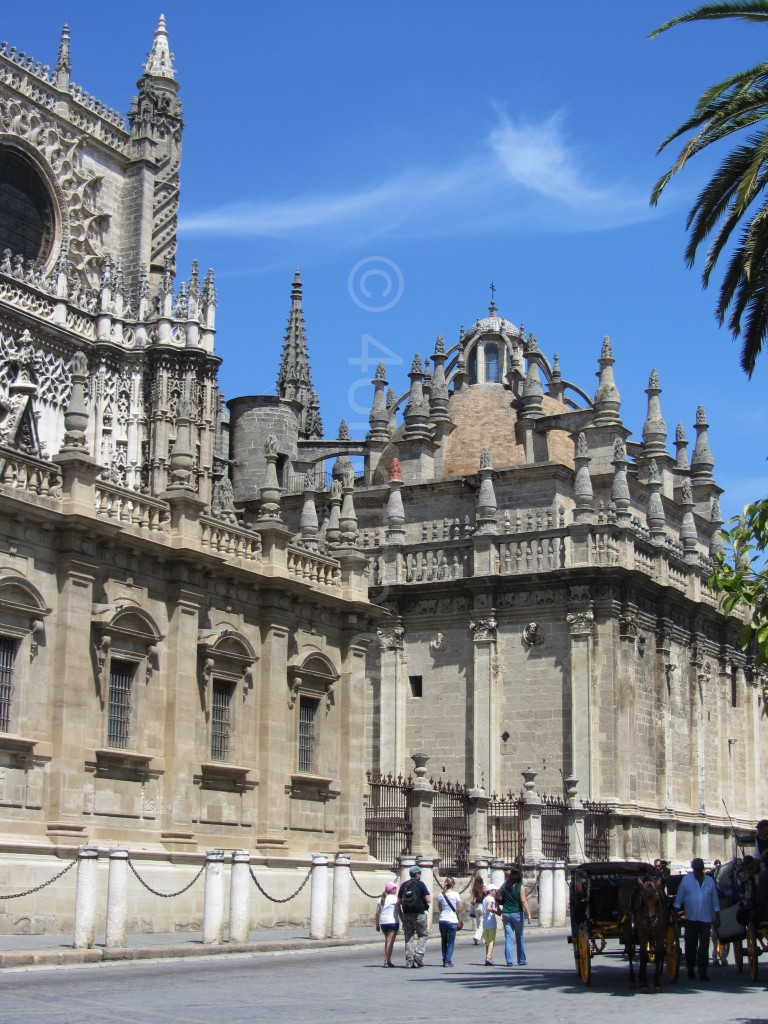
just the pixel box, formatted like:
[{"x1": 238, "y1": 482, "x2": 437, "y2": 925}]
[
  {"x1": 55, "y1": 24, "x2": 71, "y2": 89},
  {"x1": 144, "y1": 14, "x2": 176, "y2": 80},
  {"x1": 276, "y1": 270, "x2": 322, "y2": 439}
]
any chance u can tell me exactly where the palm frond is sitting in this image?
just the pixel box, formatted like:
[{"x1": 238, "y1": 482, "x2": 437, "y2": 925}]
[{"x1": 649, "y1": 1, "x2": 768, "y2": 40}]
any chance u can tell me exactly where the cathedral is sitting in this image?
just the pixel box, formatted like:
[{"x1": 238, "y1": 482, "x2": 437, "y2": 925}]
[{"x1": 0, "y1": 18, "x2": 764, "y2": 932}]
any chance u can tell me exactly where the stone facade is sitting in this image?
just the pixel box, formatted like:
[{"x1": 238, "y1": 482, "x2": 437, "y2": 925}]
[{"x1": 0, "y1": 18, "x2": 765, "y2": 935}]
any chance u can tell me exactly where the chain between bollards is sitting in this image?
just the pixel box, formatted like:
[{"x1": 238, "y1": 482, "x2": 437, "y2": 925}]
[
  {"x1": 248, "y1": 864, "x2": 313, "y2": 903},
  {"x1": 0, "y1": 857, "x2": 76, "y2": 899},
  {"x1": 126, "y1": 857, "x2": 206, "y2": 897}
]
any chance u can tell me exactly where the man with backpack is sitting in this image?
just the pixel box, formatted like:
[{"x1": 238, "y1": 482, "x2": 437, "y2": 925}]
[{"x1": 397, "y1": 864, "x2": 431, "y2": 968}]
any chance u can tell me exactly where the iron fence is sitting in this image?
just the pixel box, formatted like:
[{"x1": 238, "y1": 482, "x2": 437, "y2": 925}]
[
  {"x1": 487, "y1": 791, "x2": 526, "y2": 864},
  {"x1": 583, "y1": 799, "x2": 611, "y2": 861},
  {"x1": 364, "y1": 771, "x2": 413, "y2": 866},
  {"x1": 431, "y1": 778, "x2": 470, "y2": 876},
  {"x1": 541, "y1": 793, "x2": 569, "y2": 860}
]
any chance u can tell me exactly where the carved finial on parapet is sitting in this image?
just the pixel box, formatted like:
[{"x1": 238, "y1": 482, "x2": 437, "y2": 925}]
[
  {"x1": 300, "y1": 472, "x2": 319, "y2": 550},
  {"x1": 166, "y1": 397, "x2": 196, "y2": 491},
  {"x1": 593, "y1": 335, "x2": 622, "y2": 426},
  {"x1": 369, "y1": 361, "x2": 390, "y2": 441},
  {"x1": 691, "y1": 405, "x2": 715, "y2": 483},
  {"x1": 60, "y1": 352, "x2": 90, "y2": 452},
  {"x1": 55, "y1": 24, "x2": 71, "y2": 88},
  {"x1": 679, "y1": 478, "x2": 698, "y2": 558},
  {"x1": 610, "y1": 436, "x2": 631, "y2": 523},
  {"x1": 647, "y1": 458, "x2": 666, "y2": 540},
  {"x1": 476, "y1": 449, "x2": 497, "y2": 531},
  {"x1": 390, "y1": 457, "x2": 403, "y2": 482},
  {"x1": 710, "y1": 496, "x2": 725, "y2": 557},
  {"x1": 573, "y1": 431, "x2": 594, "y2": 524},
  {"x1": 259, "y1": 434, "x2": 282, "y2": 519},
  {"x1": 522, "y1": 358, "x2": 544, "y2": 419},
  {"x1": 642, "y1": 368, "x2": 667, "y2": 458},
  {"x1": 339, "y1": 465, "x2": 358, "y2": 545}
]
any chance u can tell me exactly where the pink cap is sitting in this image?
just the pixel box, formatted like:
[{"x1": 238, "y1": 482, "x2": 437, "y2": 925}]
[{"x1": 385, "y1": 882, "x2": 397, "y2": 892}]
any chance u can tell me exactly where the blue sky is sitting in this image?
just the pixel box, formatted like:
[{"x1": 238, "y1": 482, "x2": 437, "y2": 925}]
[{"x1": 5, "y1": 2, "x2": 768, "y2": 522}]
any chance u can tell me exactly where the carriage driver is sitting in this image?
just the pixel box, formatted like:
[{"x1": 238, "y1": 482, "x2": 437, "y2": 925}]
[
  {"x1": 674, "y1": 857, "x2": 720, "y2": 982},
  {"x1": 755, "y1": 819, "x2": 768, "y2": 862}
]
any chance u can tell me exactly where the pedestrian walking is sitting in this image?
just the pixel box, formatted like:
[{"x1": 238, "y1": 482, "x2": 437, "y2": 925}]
[
  {"x1": 469, "y1": 874, "x2": 485, "y2": 945},
  {"x1": 498, "y1": 866, "x2": 532, "y2": 966},
  {"x1": 396, "y1": 864, "x2": 431, "y2": 968},
  {"x1": 482, "y1": 886, "x2": 499, "y2": 965},
  {"x1": 674, "y1": 857, "x2": 720, "y2": 982},
  {"x1": 437, "y1": 877, "x2": 461, "y2": 967},
  {"x1": 375, "y1": 882, "x2": 399, "y2": 967}
]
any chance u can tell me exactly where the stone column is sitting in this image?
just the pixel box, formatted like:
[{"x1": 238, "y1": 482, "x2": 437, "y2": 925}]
[
  {"x1": 661, "y1": 813, "x2": 677, "y2": 864},
  {"x1": 331, "y1": 853, "x2": 351, "y2": 938},
  {"x1": 468, "y1": 788, "x2": 492, "y2": 862},
  {"x1": 473, "y1": 857, "x2": 490, "y2": 885},
  {"x1": 203, "y1": 850, "x2": 226, "y2": 945},
  {"x1": 72, "y1": 845, "x2": 99, "y2": 949},
  {"x1": 538, "y1": 859, "x2": 554, "y2": 928},
  {"x1": 229, "y1": 850, "x2": 251, "y2": 944},
  {"x1": 489, "y1": 858, "x2": 506, "y2": 890},
  {"x1": 336, "y1": 632, "x2": 370, "y2": 854},
  {"x1": 522, "y1": 768, "x2": 543, "y2": 865},
  {"x1": 105, "y1": 849, "x2": 129, "y2": 949},
  {"x1": 566, "y1": 599, "x2": 595, "y2": 795},
  {"x1": 255, "y1": 605, "x2": 291, "y2": 850},
  {"x1": 417, "y1": 857, "x2": 435, "y2": 927},
  {"x1": 399, "y1": 855, "x2": 416, "y2": 885},
  {"x1": 564, "y1": 775, "x2": 585, "y2": 865},
  {"x1": 409, "y1": 754, "x2": 437, "y2": 858},
  {"x1": 469, "y1": 610, "x2": 498, "y2": 793},
  {"x1": 309, "y1": 854, "x2": 329, "y2": 939},
  {"x1": 552, "y1": 860, "x2": 567, "y2": 927},
  {"x1": 375, "y1": 621, "x2": 406, "y2": 776}
]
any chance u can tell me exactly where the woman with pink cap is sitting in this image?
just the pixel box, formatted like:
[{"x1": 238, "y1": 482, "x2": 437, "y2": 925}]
[{"x1": 375, "y1": 881, "x2": 400, "y2": 967}]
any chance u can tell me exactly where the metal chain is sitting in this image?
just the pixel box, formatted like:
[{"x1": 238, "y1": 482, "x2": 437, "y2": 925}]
[
  {"x1": 249, "y1": 864, "x2": 313, "y2": 903},
  {"x1": 0, "y1": 857, "x2": 76, "y2": 900},
  {"x1": 349, "y1": 868, "x2": 392, "y2": 900},
  {"x1": 457, "y1": 875, "x2": 475, "y2": 894},
  {"x1": 126, "y1": 857, "x2": 205, "y2": 898}
]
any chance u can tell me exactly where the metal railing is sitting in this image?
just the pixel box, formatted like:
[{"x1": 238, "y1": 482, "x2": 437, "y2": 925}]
[
  {"x1": 583, "y1": 799, "x2": 611, "y2": 861},
  {"x1": 541, "y1": 793, "x2": 569, "y2": 860},
  {"x1": 487, "y1": 791, "x2": 526, "y2": 864},
  {"x1": 431, "y1": 779, "x2": 470, "y2": 877},
  {"x1": 364, "y1": 771, "x2": 413, "y2": 866}
]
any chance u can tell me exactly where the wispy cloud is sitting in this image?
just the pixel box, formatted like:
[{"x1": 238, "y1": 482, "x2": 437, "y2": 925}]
[{"x1": 180, "y1": 113, "x2": 652, "y2": 240}]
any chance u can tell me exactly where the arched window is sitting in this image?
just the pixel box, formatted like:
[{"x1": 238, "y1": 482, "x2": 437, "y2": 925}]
[
  {"x1": 485, "y1": 343, "x2": 500, "y2": 382},
  {"x1": 0, "y1": 578, "x2": 49, "y2": 737},
  {"x1": 468, "y1": 349, "x2": 478, "y2": 385},
  {"x1": 0, "y1": 148, "x2": 55, "y2": 265}
]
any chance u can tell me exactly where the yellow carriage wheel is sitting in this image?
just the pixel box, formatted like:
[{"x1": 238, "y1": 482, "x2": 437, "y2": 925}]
[
  {"x1": 665, "y1": 920, "x2": 680, "y2": 982},
  {"x1": 577, "y1": 924, "x2": 592, "y2": 986}
]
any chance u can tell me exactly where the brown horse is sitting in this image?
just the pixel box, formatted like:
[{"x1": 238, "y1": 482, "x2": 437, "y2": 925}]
[{"x1": 617, "y1": 875, "x2": 668, "y2": 992}]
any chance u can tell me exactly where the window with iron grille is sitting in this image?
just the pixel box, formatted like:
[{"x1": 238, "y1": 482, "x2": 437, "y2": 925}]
[
  {"x1": 298, "y1": 696, "x2": 318, "y2": 773},
  {"x1": 211, "y1": 679, "x2": 235, "y2": 762},
  {"x1": 0, "y1": 636, "x2": 17, "y2": 733},
  {"x1": 107, "y1": 659, "x2": 135, "y2": 749}
]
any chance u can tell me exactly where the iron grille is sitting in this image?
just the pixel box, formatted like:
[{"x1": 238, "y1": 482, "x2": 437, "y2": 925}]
[
  {"x1": 365, "y1": 771, "x2": 413, "y2": 865},
  {"x1": 541, "y1": 793, "x2": 569, "y2": 860},
  {"x1": 0, "y1": 636, "x2": 16, "y2": 733},
  {"x1": 298, "y1": 696, "x2": 318, "y2": 773},
  {"x1": 487, "y1": 791, "x2": 526, "y2": 864},
  {"x1": 107, "y1": 659, "x2": 134, "y2": 749},
  {"x1": 583, "y1": 799, "x2": 611, "y2": 860},
  {"x1": 211, "y1": 680, "x2": 235, "y2": 762},
  {"x1": 432, "y1": 778, "x2": 470, "y2": 877}
]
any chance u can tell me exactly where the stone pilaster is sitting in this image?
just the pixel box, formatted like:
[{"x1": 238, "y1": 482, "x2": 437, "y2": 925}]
[
  {"x1": 375, "y1": 619, "x2": 406, "y2": 776},
  {"x1": 566, "y1": 592, "x2": 595, "y2": 797},
  {"x1": 469, "y1": 609, "x2": 498, "y2": 793}
]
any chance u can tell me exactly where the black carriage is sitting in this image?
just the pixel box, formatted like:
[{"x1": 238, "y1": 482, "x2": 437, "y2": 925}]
[{"x1": 568, "y1": 861, "x2": 680, "y2": 987}]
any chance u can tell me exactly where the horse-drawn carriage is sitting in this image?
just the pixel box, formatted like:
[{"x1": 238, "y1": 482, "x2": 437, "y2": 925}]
[
  {"x1": 711, "y1": 853, "x2": 768, "y2": 979},
  {"x1": 568, "y1": 861, "x2": 680, "y2": 989}
]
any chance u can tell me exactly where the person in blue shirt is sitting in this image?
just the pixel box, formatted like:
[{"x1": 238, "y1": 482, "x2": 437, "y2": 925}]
[{"x1": 674, "y1": 857, "x2": 721, "y2": 981}]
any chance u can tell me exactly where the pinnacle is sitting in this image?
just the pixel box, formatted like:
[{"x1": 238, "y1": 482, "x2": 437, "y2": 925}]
[{"x1": 144, "y1": 13, "x2": 176, "y2": 80}]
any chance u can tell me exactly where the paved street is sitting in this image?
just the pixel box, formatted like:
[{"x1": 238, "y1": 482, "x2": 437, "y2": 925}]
[{"x1": 0, "y1": 929, "x2": 766, "y2": 1024}]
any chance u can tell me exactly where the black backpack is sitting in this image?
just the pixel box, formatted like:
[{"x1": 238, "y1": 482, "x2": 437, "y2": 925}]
[{"x1": 400, "y1": 879, "x2": 422, "y2": 913}]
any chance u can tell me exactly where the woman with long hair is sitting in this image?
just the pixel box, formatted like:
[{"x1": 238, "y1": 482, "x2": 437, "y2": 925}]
[
  {"x1": 470, "y1": 874, "x2": 485, "y2": 945},
  {"x1": 497, "y1": 865, "x2": 532, "y2": 966}
]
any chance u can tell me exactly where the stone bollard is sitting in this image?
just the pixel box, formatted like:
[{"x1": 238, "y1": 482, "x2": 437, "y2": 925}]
[
  {"x1": 73, "y1": 845, "x2": 99, "y2": 949},
  {"x1": 331, "y1": 853, "x2": 351, "y2": 938},
  {"x1": 203, "y1": 850, "x2": 226, "y2": 945},
  {"x1": 552, "y1": 860, "x2": 567, "y2": 927},
  {"x1": 489, "y1": 858, "x2": 506, "y2": 890},
  {"x1": 416, "y1": 857, "x2": 434, "y2": 926},
  {"x1": 309, "y1": 854, "x2": 329, "y2": 939},
  {"x1": 473, "y1": 857, "x2": 490, "y2": 886},
  {"x1": 105, "y1": 849, "x2": 129, "y2": 949},
  {"x1": 229, "y1": 850, "x2": 251, "y2": 944},
  {"x1": 538, "y1": 859, "x2": 554, "y2": 928},
  {"x1": 399, "y1": 855, "x2": 416, "y2": 885}
]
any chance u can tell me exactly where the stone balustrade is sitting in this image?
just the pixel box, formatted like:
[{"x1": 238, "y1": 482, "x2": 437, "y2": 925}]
[
  {"x1": 0, "y1": 446, "x2": 62, "y2": 498},
  {"x1": 199, "y1": 516, "x2": 262, "y2": 562},
  {"x1": 286, "y1": 545, "x2": 342, "y2": 589},
  {"x1": 94, "y1": 482, "x2": 172, "y2": 535}
]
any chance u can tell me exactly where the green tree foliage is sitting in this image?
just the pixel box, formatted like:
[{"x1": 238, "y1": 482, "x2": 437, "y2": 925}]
[
  {"x1": 649, "y1": 2, "x2": 768, "y2": 377},
  {"x1": 709, "y1": 499, "x2": 768, "y2": 707}
]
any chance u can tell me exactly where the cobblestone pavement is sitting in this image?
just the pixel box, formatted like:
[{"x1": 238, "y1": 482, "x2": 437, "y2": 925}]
[{"x1": 0, "y1": 929, "x2": 766, "y2": 1024}]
